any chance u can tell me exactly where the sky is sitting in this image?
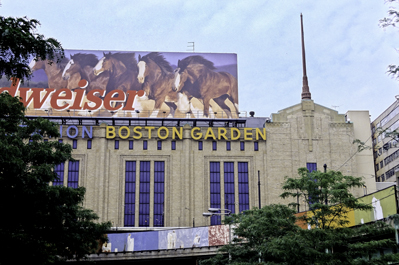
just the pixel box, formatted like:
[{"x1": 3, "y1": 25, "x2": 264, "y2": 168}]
[{"x1": 2, "y1": 0, "x2": 399, "y2": 121}]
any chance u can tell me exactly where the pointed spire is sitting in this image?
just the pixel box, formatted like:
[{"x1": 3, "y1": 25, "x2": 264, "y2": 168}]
[{"x1": 301, "y1": 13, "x2": 311, "y2": 100}]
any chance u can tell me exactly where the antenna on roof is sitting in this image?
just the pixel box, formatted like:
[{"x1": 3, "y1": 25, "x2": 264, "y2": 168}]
[
  {"x1": 301, "y1": 14, "x2": 311, "y2": 100},
  {"x1": 187, "y1": 42, "x2": 195, "y2": 52}
]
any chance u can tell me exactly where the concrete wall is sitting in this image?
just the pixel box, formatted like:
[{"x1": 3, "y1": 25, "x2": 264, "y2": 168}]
[{"x1": 54, "y1": 100, "x2": 374, "y2": 227}]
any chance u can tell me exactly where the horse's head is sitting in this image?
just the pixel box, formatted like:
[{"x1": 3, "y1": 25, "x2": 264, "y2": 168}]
[
  {"x1": 62, "y1": 58, "x2": 77, "y2": 80},
  {"x1": 137, "y1": 54, "x2": 148, "y2": 84},
  {"x1": 93, "y1": 56, "x2": 106, "y2": 76},
  {"x1": 94, "y1": 53, "x2": 126, "y2": 76},
  {"x1": 29, "y1": 58, "x2": 45, "y2": 72},
  {"x1": 172, "y1": 68, "x2": 188, "y2": 92}
]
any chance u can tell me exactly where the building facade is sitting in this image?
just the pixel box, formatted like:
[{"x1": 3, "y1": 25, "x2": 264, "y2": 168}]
[
  {"x1": 48, "y1": 99, "x2": 375, "y2": 228},
  {"x1": 372, "y1": 100, "x2": 399, "y2": 184}
]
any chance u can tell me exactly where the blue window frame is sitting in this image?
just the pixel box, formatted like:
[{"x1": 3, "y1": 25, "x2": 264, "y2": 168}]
[
  {"x1": 124, "y1": 161, "x2": 136, "y2": 227},
  {"x1": 157, "y1": 140, "x2": 162, "y2": 150},
  {"x1": 254, "y1": 142, "x2": 258, "y2": 151},
  {"x1": 210, "y1": 162, "x2": 221, "y2": 225},
  {"x1": 212, "y1": 141, "x2": 217, "y2": 151},
  {"x1": 306, "y1": 163, "x2": 318, "y2": 208},
  {"x1": 139, "y1": 161, "x2": 150, "y2": 227},
  {"x1": 306, "y1": 163, "x2": 317, "y2": 172},
  {"x1": 198, "y1": 141, "x2": 203, "y2": 150},
  {"x1": 238, "y1": 162, "x2": 249, "y2": 212},
  {"x1": 67, "y1": 161, "x2": 79, "y2": 188},
  {"x1": 224, "y1": 162, "x2": 235, "y2": 214},
  {"x1": 240, "y1": 141, "x2": 245, "y2": 151},
  {"x1": 53, "y1": 163, "x2": 64, "y2": 186},
  {"x1": 154, "y1": 161, "x2": 165, "y2": 227},
  {"x1": 143, "y1": 140, "x2": 148, "y2": 150},
  {"x1": 115, "y1": 140, "x2": 119, "y2": 150},
  {"x1": 129, "y1": 140, "x2": 134, "y2": 150},
  {"x1": 171, "y1": 141, "x2": 176, "y2": 150},
  {"x1": 87, "y1": 139, "x2": 92, "y2": 149},
  {"x1": 73, "y1": 139, "x2": 77, "y2": 149},
  {"x1": 226, "y1": 141, "x2": 231, "y2": 151},
  {"x1": 58, "y1": 139, "x2": 63, "y2": 143}
]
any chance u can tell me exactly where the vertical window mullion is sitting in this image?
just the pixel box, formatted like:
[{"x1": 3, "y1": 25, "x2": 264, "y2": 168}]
[
  {"x1": 67, "y1": 160, "x2": 79, "y2": 188},
  {"x1": 224, "y1": 162, "x2": 235, "y2": 214},
  {"x1": 154, "y1": 161, "x2": 164, "y2": 227},
  {"x1": 124, "y1": 161, "x2": 136, "y2": 227},
  {"x1": 210, "y1": 162, "x2": 221, "y2": 225},
  {"x1": 238, "y1": 162, "x2": 249, "y2": 212},
  {"x1": 139, "y1": 161, "x2": 150, "y2": 227}
]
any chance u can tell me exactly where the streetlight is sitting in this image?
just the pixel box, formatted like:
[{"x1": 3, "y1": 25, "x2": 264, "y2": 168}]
[{"x1": 203, "y1": 207, "x2": 233, "y2": 260}]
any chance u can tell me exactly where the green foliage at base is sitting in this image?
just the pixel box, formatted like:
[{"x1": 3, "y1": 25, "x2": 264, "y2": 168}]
[
  {"x1": 200, "y1": 169, "x2": 399, "y2": 265},
  {"x1": 0, "y1": 93, "x2": 111, "y2": 265}
]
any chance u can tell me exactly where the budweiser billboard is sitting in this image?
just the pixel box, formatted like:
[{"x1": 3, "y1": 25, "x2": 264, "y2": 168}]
[{"x1": 0, "y1": 50, "x2": 238, "y2": 119}]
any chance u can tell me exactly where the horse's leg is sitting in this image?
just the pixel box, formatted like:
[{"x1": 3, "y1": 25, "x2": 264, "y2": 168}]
[
  {"x1": 203, "y1": 97, "x2": 212, "y2": 118},
  {"x1": 228, "y1": 96, "x2": 239, "y2": 118},
  {"x1": 213, "y1": 96, "x2": 233, "y2": 118}
]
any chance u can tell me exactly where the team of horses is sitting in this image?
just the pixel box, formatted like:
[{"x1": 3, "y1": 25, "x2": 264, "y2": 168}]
[{"x1": 29, "y1": 52, "x2": 239, "y2": 118}]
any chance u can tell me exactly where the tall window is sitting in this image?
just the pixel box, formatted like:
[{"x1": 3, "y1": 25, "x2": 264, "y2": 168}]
[
  {"x1": 210, "y1": 162, "x2": 221, "y2": 225},
  {"x1": 212, "y1": 141, "x2": 217, "y2": 151},
  {"x1": 171, "y1": 141, "x2": 176, "y2": 150},
  {"x1": 224, "y1": 162, "x2": 235, "y2": 214},
  {"x1": 306, "y1": 163, "x2": 317, "y2": 172},
  {"x1": 67, "y1": 161, "x2": 79, "y2": 188},
  {"x1": 154, "y1": 161, "x2": 165, "y2": 227},
  {"x1": 139, "y1": 161, "x2": 150, "y2": 227},
  {"x1": 254, "y1": 142, "x2": 259, "y2": 151},
  {"x1": 306, "y1": 162, "x2": 317, "y2": 208},
  {"x1": 115, "y1": 140, "x2": 119, "y2": 150},
  {"x1": 143, "y1": 140, "x2": 148, "y2": 150},
  {"x1": 240, "y1": 141, "x2": 245, "y2": 151},
  {"x1": 129, "y1": 140, "x2": 134, "y2": 150},
  {"x1": 157, "y1": 140, "x2": 162, "y2": 150},
  {"x1": 87, "y1": 140, "x2": 92, "y2": 149},
  {"x1": 238, "y1": 162, "x2": 249, "y2": 212},
  {"x1": 124, "y1": 161, "x2": 136, "y2": 227},
  {"x1": 53, "y1": 163, "x2": 64, "y2": 186},
  {"x1": 198, "y1": 141, "x2": 203, "y2": 150},
  {"x1": 226, "y1": 141, "x2": 231, "y2": 151},
  {"x1": 72, "y1": 139, "x2": 77, "y2": 149}
]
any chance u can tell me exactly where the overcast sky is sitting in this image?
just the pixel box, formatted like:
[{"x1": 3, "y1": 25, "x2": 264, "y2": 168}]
[{"x1": 2, "y1": 0, "x2": 399, "y2": 121}]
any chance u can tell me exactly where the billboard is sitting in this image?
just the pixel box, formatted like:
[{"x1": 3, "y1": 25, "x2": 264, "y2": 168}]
[
  {"x1": 0, "y1": 50, "x2": 238, "y2": 119},
  {"x1": 295, "y1": 185, "x2": 397, "y2": 229},
  {"x1": 103, "y1": 225, "x2": 229, "y2": 253}
]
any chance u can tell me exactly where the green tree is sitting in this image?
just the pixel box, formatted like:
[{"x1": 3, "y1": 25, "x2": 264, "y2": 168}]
[
  {"x1": 0, "y1": 92, "x2": 111, "y2": 265},
  {"x1": 0, "y1": 16, "x2": 64, "y2": 82},
  {"x1": 201, "y1": 168, "x2": 399, "y2": 265},
  {"x1": 281, "y1": 168, "x2": 372, "y2": 229},
  {"x1": 200, "y1": 204, "x2": 300, "y2": 265}
]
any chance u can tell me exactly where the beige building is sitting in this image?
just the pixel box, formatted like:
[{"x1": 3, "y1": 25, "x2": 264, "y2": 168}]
[
  {"x1": 50, "y1": 94, "x2": 375, "y2": 228},
  {"x1": 45, "y1": 16, "x2": 375, "y2": 229},
  {"x1": 372, "y1": 100, "x2": 399, "y2": 184}
]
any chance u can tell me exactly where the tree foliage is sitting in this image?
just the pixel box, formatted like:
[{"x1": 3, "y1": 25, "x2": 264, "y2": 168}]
[
  {"x1": 201, "y1": 169, "x2": 399, "y2": 265},
  {"x1": 281, "y1": 168, "x2": 372, "y2": 229},
  {"x1": 0, "y1": 93, "x2": 111, "y2": 265},
  {"x1": 380, "y1": 0, "x2": 399, "y2": 79},
  {"x1": 200, "y1": 204, "x2": 300, "y2": 265},
  {"x1": 0, "y1": 16, "x2": 64, "y2": 82}
]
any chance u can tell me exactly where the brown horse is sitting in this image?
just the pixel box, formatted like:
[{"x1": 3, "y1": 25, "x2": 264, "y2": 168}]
[
  {"x1": 29, "y1": 57, "x2": 70, "y2": 89},
  {"x1": 62, "y1": 53, "x2": 110, "y2": 93},
  {"x1": 173, "y1": 56, "x2": 239, "y2": 118},
  {"x1": 137, "y1": 52, "x2": 178, "y2": 117},
  {"x1": 94, "y1": 52, "x2": 141, "y2": 94}
]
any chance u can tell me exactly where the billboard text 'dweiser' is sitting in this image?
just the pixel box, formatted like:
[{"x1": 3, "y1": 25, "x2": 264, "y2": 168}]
[{"x1": 16, "y1": 50, "x2": 238, "y2": 119}]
